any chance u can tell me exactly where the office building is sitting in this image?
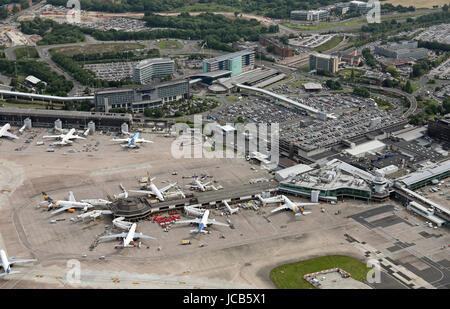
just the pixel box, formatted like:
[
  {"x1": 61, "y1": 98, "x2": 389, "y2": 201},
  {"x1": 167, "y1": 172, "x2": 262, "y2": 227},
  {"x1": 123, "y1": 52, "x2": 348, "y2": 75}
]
[
  {"x1": 309, "y1": 53, "x2": 339, "y2": 73},
  {"x1": 259, "y1": 36, "x2": 295, "y2": 58},
  {"x1": 290, "y1": 10, "x2": 329, "y2": 21},
  {"x1": 202, "y1": 50, "x2": 255, "y2": 77},
  {"x1": 428, "y1": 116, "x2": 450, "y2": 143},
  {"x1": 375, "y1": 42, "x2": 429, "y2": 60}
]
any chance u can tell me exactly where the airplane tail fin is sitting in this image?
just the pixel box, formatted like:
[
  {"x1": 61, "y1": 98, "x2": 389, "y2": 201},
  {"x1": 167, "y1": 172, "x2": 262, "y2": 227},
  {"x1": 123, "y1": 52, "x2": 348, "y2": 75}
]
[{"x1": 42, "y1": 192, "x2": 53, "y2": 202}]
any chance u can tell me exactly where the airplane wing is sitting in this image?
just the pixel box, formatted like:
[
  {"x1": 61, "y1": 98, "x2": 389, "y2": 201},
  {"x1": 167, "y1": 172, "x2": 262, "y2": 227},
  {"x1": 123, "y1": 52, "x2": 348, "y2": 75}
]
[
  {"x1": 259, "y1": 195, "x2": 285, "y2": 204},
  {"x1": 70, "y1": 135, "x2": 86, "y2": 140},
  {"x1": 8, "y1": 258, "x2": 37, "y2": 265},
  {"x1": 174, "y1": 218, "x2": 202, "y2": 225},
  {"x1": 42, "y1": 135, "x2": 62, "y2": 139},
  {"x1": 159, "y1": 183, "x2": 176, "y2": 193},
  {"x1": 0, "y1": 271, "x2": 20, "y2": 277},
  {"x1": 111, "y1": 138, "x2": 129, "y2": 143},
  {"x1": 129, "y1": 189, "x2": 155, "y2": 195},
  {"x1": 207, "y1": 220, "x2": 229, "y2": 227},
  {"x1": 137, "y1": 140, "x2": 153, "y2": 144},
  {"x1": 2, "y1": 131, "x2": 19, "y2": 139},
  {"x1": 51, "y1": 205, "x2": 72, "y2": 215},
  {"x1": 271, "y1": 204, "x2": 289, "y2": 213},
  {"x1": 68, "y1": 191, "x2": 76, "y2": 203},
  {"x1": 99, "y1": 233, "x2": 128, "y2": 239},
  {"x1": 134, "y1": 233, "x2": 156, "y2": 240},
  {"x1": 294, "y1": 203, "x2": 318, "y2": 207}
]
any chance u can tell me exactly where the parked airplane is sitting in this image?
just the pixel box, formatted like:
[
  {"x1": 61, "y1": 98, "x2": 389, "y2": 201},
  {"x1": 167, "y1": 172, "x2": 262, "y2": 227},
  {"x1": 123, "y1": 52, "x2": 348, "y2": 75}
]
[
  {"x1": 258, "y1": 195, "x2": 317, "y2": 216},
  {"x1": 77, "y1": 210, "x2": 112, "y2": 221},
  {"x1": 42, "y1": 191, "x2": 94, "y2": 215},
  {"x1": 112, "y1": 217, "x2": 133, "y2": 230},
  {"x1": 0, "y1": 123, "x2": 19, "y2": 140},
  {"x1": 0, "y1": 249, "x2": 36, "y2": 278},
  {"x1": 111, "y1": 132, "x2": 153, "y2": 148},
  {"x1": 186, "y1": 176, "x2": 216, "y2": 192},
  {"x1": 130, "y1": 176, "x2": 177, "y2": 201},
  {"x1": 184, "y1": 205, "x2": 206, "y2": 217},
  {"x1": 175, "y1": 210, "x2": 229, "y2": 234},
  {"x1": 43, "y1": 128, "x2": 86, "y2": 146},
  {"x1": 223, "y1": 200, "x2": 239, "y2": 214},
  {"x1": 99, "y1": 223, "x2": 156, "y2": 248},
  {"x1": 113, "y1": 183, "x2": 129, "y2": 199}
]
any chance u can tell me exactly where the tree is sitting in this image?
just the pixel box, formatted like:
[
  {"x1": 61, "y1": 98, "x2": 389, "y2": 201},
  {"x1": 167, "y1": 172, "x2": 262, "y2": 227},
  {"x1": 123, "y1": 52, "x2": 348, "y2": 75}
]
[{"x1": 403, "y1": 80, "x2": 413, "y2": 94}]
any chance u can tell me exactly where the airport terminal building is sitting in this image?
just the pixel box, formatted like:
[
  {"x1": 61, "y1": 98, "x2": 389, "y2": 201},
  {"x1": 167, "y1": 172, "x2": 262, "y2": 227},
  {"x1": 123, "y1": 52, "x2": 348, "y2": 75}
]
[{"x1": 94, "y1": 79, "x2": 190, "y2": 113}]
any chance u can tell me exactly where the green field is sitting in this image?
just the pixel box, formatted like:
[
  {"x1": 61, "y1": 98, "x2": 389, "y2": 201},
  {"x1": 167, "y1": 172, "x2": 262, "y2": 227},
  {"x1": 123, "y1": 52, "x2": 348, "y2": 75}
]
[
  {"x1": 156, "y1": 40, "x2": 183, "y2": 50},
  {"x1": 50, "y1": 43, "x2": 145, "y2": 56},
  {"x1": 314, "y1": 36, "x2": 344, "y2": 52},
  {"x1": 14, "y1": 47, "x2": 39, "y2": 59},
  {"x1": 270, "y1": 255, "x2": 371, "y2": 289},
  {"x1": 338, "y1": 68, "x2": 365, "y2": 77}
]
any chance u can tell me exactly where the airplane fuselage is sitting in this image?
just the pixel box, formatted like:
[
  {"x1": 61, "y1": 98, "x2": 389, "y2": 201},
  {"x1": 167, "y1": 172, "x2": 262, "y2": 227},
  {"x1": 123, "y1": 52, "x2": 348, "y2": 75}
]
[
  {"x1": 0, "y1": 250, "x2": 10, "y2": 274},
  {"x1": 123, "y1": 223, "x2": 137, "y2": 247}
]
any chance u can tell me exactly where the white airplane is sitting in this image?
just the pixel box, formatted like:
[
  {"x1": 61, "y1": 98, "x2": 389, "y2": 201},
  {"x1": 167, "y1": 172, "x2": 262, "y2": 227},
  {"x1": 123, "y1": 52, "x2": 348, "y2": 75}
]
[
  {"x1": 43, "y1": 128, "x2": 86, "y2": 146},
  {"x1": 223, "y1": 200, "x2": 239, "y2": 214},
  {"x1": 175, "y1": 210, "x2": 229, "y2": 234},
  {"x1": 99, "y1": 223, "x2": 156, "y2": 248},
  {"x1": 0, "y1": 123, "x2": 19, "y2": 140},
  {"x1": 113, "y1": 183, "x2": 129, "y2": 199},
  {"x1": 0, "y1": 249, "x2": 36, "y2": 278},
  {"x1": 41, "y1": 191, "x2": 94, "y2": 215},
  {"x1": 258, "y1": 195, "x2": 317, "y2": 216},
  {"x1": 77, "y1": 209, "x2": 112, "y2": 220},
  {"x1": 111, "y1": 132, "x2": 153, "y2": 149},
  {"x1": 112, "y1": 217, "x2": 133, "y2": 230},
  {"x1": 184, "y1": 205, "x2": 206, "y2": 217},
  {"x1": 130, "y1": 176, "x2": 177, "y2": 201},
  {"x1": 186, "y1": 176, "x2": 216, "y2": 192}
]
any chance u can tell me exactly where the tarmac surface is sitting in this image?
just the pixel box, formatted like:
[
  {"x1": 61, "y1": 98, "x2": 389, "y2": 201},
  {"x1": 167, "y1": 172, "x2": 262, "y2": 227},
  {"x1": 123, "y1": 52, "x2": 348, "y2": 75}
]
[{"x1": 0, "y1": 126, "x2": 449, "y2": 289}]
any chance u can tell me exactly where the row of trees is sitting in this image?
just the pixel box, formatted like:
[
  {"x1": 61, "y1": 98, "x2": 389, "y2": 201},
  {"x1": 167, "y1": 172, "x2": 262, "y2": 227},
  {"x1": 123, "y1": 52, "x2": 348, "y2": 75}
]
[
  {"x1": 21, "y1": 19, "x2": 85, "y2": 45},
  {"x1": 78, "y1": 13, "x2": 278, "y2": 51},
  {"x1": 46, "y1": 0, "x2": 343, "y2": 19},
  {"x1": 71, "y1": 49, "x2": 160, "y2": 63}
]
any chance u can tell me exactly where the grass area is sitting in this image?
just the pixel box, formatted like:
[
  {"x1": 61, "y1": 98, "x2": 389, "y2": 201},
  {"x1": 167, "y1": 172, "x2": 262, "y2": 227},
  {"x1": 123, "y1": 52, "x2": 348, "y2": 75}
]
[
  {"x1": 288, "y1": 80, "x2": 313, "y2": 87},
  {"x1": 382, "y1": 0, "x2": 450, "y2": 8},
  {"x1": 270, "y1": 255, "x2": 371, "y2": 289},
  {"x1": 338, "y1": 68, "x2": 365, "y2": 77},
  {"x1": 14, "y1": 47, "x2": 39, "y2": 60},
  {"x1": 282, "y1": 18, "x2": 364, "y2": 31},
  {"x1": 314, "y1": 36, "x2": 344, "y2": 52},
  {"x1": 1, "y1": 101, "x2": 47, "y2": 108},
  {"x1": 411, "y1": 83, "x2": 421, "y2": 93},
  {"x1": 156, "y1": 40, "x2": 183, "y2": 50},
  {"x1": 226, "y1": 96, "x2": 238, "y2": 102},
  {"x1": 50, "y1": 43, "x2": 145, "y2": 57}
]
